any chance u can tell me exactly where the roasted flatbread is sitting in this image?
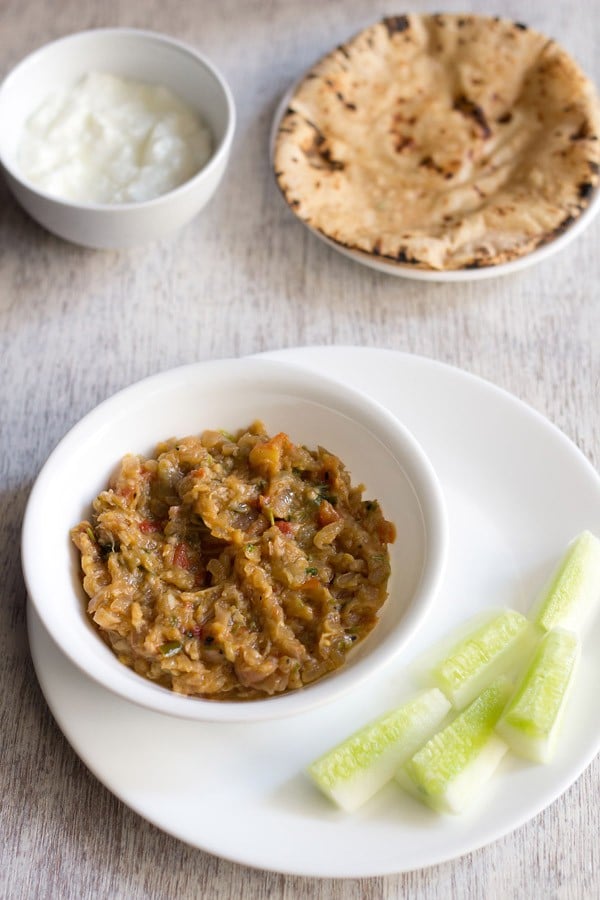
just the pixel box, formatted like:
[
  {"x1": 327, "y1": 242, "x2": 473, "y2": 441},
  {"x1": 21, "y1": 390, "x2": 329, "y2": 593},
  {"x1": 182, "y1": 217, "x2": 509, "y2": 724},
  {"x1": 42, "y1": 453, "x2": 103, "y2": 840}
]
[{"x1": 273, "y1": 14, "x2": 600, "y2": 270}]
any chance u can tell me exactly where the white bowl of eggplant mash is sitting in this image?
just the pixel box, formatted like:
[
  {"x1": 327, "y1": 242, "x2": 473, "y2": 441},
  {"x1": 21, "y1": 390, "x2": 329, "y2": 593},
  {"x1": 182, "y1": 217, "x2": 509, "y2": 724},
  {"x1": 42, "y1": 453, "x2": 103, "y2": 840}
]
[{"x1": 22, "y1": 357, "x2": 447, "y2": 722}]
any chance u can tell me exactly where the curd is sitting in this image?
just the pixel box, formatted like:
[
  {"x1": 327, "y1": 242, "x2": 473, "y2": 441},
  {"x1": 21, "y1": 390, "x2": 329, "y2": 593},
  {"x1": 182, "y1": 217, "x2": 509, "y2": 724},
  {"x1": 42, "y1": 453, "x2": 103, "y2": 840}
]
[{"x1": 18, "y1": 72, "x2": 213, "y2": 204}]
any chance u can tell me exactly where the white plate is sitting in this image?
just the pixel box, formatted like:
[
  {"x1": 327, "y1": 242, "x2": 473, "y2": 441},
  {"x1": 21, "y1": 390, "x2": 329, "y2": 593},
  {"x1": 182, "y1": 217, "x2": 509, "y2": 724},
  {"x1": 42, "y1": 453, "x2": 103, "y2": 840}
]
[
  {"x1": 27, "y1": 347, "x2": 600, "y2": 877},
  {"x1": 270, "y1": 84, "x2": 600, "y2": 282}
]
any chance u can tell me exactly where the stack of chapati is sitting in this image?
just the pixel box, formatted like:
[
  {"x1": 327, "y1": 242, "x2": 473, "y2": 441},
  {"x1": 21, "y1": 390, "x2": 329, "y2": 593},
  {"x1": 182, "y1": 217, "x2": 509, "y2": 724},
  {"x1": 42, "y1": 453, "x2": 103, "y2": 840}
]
[{"x1": 273, "y1": 14, "x2": 600, "y2": 270}]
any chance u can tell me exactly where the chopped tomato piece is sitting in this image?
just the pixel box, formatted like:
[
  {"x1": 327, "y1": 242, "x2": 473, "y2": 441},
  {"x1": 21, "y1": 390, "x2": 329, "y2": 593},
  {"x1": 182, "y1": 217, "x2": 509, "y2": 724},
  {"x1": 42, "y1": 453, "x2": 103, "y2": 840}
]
[
  {"x1": 139, "y1": 519, "x2": 163, "y2": 534},
  {"x1": 377, "y1": 520, "x2": 397, "y2": 543},
  {"x1": 300, "y1": 576, "x2": 321, "y2": 591},
  {"x1": 318, "y1": 499, "x2": 339, "y2": 526},
  {"x1": 249, "y1": 432, "x2": 292, "y2": 476},
  {"x1": 173, "y1": 542, "x2": 191, "y2": 569},
  {"x1": 275, "y1": 520, "x2": 294, "y2": 535}
]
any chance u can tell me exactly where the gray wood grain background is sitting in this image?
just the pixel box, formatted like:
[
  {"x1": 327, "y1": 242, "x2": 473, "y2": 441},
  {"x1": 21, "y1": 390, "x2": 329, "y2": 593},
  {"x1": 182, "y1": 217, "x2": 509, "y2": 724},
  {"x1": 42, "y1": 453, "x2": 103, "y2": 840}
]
[{"x1": 1, "y1": 1, "x2": 598, "y2": 897}]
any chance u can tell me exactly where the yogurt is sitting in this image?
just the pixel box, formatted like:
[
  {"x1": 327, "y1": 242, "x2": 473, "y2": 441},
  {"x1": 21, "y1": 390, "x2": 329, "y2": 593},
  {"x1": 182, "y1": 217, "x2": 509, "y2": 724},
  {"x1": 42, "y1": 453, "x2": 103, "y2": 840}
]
[{"x1": 18, "y1": 72, "x2": 213, "y2": 204}]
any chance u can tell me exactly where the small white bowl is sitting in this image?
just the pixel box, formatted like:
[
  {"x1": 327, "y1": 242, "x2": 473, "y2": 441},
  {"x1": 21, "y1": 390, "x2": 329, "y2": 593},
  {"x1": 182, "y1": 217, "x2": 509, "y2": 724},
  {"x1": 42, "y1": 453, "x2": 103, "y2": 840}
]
[
  {"x1": 22, "y1": 357, "x2": 448, "y2": 722},
  {"x1": 0, "y1": 29, "x2": 236, "y2": 248}
]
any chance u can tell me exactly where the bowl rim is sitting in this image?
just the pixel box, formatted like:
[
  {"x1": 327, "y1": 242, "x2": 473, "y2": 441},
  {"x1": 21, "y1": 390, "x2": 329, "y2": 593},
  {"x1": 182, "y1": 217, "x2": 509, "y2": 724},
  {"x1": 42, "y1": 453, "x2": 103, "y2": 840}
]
[
  {"x1": 21, "y1": 355, "x2": 448, "y2": 723},
  {"x1": 0, "y1": 27, "x2": 236, "y2": 212}
]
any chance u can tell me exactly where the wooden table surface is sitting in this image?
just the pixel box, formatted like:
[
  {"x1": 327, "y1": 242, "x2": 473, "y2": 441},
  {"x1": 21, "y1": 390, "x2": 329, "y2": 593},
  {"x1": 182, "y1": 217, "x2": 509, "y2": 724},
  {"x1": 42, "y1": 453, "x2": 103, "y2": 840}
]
[{"x1": 2, "y1": 1, "x2": 599, "y2": 897}]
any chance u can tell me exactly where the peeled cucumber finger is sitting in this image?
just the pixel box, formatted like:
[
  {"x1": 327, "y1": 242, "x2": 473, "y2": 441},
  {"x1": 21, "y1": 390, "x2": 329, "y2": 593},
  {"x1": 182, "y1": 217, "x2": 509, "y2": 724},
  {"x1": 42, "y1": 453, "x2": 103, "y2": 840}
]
[
  {"x1": 308, "y1": 688, "x2": 451, "y2": 812},
  {"x1": 532, "y1": 531, "x2": 600, "y2": 636},
  {"x1": 496, "y1": 628, "x2": 579, "y2": 763},
  {"x1": 429, "y1": 608, "x2": 537, "y2": 710},
  {"x1": 397, "y1": 733, "x2": 508, "y2": 816},
  {"x1": 397, "y1": 679, "x2": 511, "y2": 814}
]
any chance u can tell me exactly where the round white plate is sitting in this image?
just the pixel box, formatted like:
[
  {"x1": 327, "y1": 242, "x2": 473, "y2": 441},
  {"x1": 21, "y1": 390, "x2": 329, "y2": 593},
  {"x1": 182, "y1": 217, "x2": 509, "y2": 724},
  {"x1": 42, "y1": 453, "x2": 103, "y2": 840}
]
[
  {"x1": 27, "y1": 347, "x2": 600, "y2": 877},
  {"x1": 270, "y1": 84, "x2": 600, "y2": 282}
]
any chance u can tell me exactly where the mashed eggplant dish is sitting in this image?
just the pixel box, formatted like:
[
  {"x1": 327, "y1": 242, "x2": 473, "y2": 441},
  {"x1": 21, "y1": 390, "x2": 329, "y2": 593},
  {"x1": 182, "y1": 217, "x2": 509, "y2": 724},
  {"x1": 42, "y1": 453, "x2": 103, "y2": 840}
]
[{"x1": 71, "y1": 422, "x2": 395, "y2": 700}]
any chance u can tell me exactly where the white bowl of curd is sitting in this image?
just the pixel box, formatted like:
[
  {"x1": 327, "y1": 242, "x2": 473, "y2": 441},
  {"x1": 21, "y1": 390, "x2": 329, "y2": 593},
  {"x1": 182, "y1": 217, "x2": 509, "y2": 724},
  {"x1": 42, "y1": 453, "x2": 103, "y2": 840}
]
[{"x1": 0, "y1": 29, "x2": 236, "y2": 248}]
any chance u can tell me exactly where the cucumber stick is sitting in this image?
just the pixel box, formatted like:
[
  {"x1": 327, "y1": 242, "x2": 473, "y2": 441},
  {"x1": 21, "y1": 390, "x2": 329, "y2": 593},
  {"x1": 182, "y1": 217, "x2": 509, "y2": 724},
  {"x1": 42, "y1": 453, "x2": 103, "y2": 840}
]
[
  {"x1": 430, "y1": 609, "x2": 536, "y2": 710},
  {"x1": 496, "y1": 628, "x2": 580, "y2": 763},
  {"x1": 397, "y1": 679, "x2": 511, "y2": 814},
  {"x1": 306, "y1": 531, "x2": 600, "y2": 818},
  {"x1": 308, "y1": 688, "x2": 451, "y2": 812},
  {"x1": 533, "y1": 531, "x2": 600, "y2": 636}
]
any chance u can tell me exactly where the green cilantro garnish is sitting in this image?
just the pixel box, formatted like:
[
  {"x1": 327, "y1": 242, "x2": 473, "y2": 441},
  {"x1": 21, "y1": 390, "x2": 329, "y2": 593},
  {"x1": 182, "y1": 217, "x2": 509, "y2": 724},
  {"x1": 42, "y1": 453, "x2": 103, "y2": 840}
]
[{"x1": 159, "y1": 641, "x2": 182, "y2": 658}]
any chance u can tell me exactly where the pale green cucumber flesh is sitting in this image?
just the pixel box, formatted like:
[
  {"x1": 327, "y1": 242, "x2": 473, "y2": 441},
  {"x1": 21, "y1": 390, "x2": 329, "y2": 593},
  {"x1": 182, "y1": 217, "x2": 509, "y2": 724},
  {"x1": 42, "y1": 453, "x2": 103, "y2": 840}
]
[
  {"x1": 436, "y1": 735, "x2": 508, "y2": 814},
  {"x1": 400, "y1": 679, "x2": 511, "y2": 804},
  {"x1": 431, "y1": 609, "x2": 534, "y2": 709},
  {"x1": 497, "y1": 628, "x2": 579, "y2": 762},
  {"x1": 534, "y1": 531, "x2": 600, "y2": 635},
  {"x1": 308, "y1": 688, "x2": 450, "y2": 811}
]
